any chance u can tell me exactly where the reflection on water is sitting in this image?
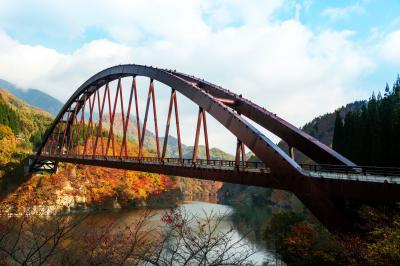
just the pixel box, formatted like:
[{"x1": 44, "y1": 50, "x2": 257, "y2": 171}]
[
  {"x1": 180, "y1": 201, "x2": 276, "y2": 265},
  {"x1": 77, "y1": 201, "x2": 279, "y2": 265},
  {"x1": 0, "y1": 201, "x2": 282, "y2": 265}
]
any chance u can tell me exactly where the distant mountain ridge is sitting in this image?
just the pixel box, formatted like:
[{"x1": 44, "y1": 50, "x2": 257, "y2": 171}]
[
  {"x1": 278, "y1": 101, "x2": 366, "y2": 164},
  {"x1": 104, "y1": 113, "x2": 234, "y2": 159},
  {"x1": 0, "y1": 79, "x2": 63, "y2": 116}
]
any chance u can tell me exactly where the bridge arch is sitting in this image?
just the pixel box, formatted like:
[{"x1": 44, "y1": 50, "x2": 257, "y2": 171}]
[
  {"x1": 32, "y1": 64, "x2": 376, "y2": 231},
  {"x1": 37, "y1": 64, "x2": 353, "y2": 175}
]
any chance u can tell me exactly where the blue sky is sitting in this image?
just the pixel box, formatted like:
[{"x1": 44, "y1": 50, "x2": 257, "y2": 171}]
[
  {"x1": 1, "y1": 0, "x2": 397, "y2": 91},
  {"x1": 2, "y1": 1, "x2": 399, "y2": 55},
  {"x1": 276, "y1": 0, "x2": 400, "y2": 91},
  {"x1": 0, "y1": 0, "x2": 399, "y2": 151}
]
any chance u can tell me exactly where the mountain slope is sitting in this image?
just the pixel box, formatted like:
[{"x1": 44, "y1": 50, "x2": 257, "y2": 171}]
[
  {"x1": 0, "y1": 88, "x2": 53, "y2": 185},
  {"x1": 277, "y1": 101, "x2": 366, "y2": 164},
  {"x1": 0, "y1": 79, "x2": 63, "y2": 116},
  {"x1": 0, "y1": 88, "x2": 52, "y2": 137},
  {"x1": 301, "y1": 101, "x2": 366, "y2": 147}
]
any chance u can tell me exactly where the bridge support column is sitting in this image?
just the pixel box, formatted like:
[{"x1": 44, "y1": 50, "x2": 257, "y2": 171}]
[
  {"x1": 162, "y1": 89, "x2": 183, "y2": 161},
  {"x1": 290, "y1": 176, "x2": 353, "y2": 232},
  {"x1": 235, "y1": 139, "x2": 246, "y2": 170},
  {"x1": 140, "y1": 79, "x2": 160, "y2": 160},
  {"x1": 289, "y1": 145, "x2": 295, "y2": 160},
  {"x1": 192, "y1": 107, "x2": 210, "y2": 163}
]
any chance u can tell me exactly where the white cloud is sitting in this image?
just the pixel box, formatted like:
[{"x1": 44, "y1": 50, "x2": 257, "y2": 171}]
[
  {"x1": 322, "y1": 4, "x2": 364, "y2": 21},
  {"x1": 202, "y1": 0, "x2": 284, "y2": 28},
  {"x1": 0, "y1": 1, "x2": 374, "y2": 152},
  {"x1": 380, "y1": 30, "x2": 400, "y2": 64},
  {"x1": 0, "y1": 31, "x2": 65, "y2": 92}
]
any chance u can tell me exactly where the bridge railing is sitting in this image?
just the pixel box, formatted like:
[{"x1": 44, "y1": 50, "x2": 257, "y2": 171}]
[
  {"x1": 53, "y1": 154, "x2": 269, "y2": 171},
  {"x1": 300, "y1": 163, "x2": 400, "y2": 177}
]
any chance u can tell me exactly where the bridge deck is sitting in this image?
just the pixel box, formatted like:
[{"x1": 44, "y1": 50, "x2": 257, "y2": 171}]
[
  {"x1": 30, "y1": 155, "x2": 400, "y2": 206},
  {"x1": 32, "y1": 155, "x2": 290, "y2": 190},
  {"x1": 32, "y1": 155, "x2": 400, "y2": 184},
  {"x1": 308, "y1": 171, "x2": 399, "y2": 184},
  {"x1": 301, "y1": 163, "x2": 400, "y2": 184}
]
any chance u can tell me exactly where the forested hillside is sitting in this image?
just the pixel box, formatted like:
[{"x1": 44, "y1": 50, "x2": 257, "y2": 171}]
[
  {"x1": 0, "y1": 89, "x2": 52, "y2": 180},
  {"x1": 0, "y1": 89, "x2": 52, "y2": 136},
  {"x1": 0, "y1": 87, "x2": 225, "y2": 212},
  {"x1": 333, "y1": 75, "x2": 400, "y2": 166},
  {"x1": 0, "y1": 89, "x2": 183, "y2": 212},
  {"x1": 0, "y1": 95, "x2": 21, "y2": 134},
  {"x1": 0, "y1": 79, "x2": 63, "y2": 116}
]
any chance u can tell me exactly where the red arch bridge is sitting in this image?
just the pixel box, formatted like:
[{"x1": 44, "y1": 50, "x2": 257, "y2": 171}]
[{"x1": 29, "y1": 64, "x2": 400, "y2": 231}]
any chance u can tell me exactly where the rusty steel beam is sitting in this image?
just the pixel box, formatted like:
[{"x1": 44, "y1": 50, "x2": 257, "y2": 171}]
[
  {"x1": 202, "y1": 109, "x2": 210, "y2": 161},
  {"x1": 214, "y1": 97, "x2": 236, "y2": 106},
  {"x1": 289, "y1": 145, "x2": 295, "y2": 160},
  {"x1": 65, "y1": 104, "x2": 77, "y2": 156},
  {"x1": 59, "y1": 107, "x2": 71, "y2": 155},
  {"x1": 192, "y1": 107, "x2": 203, "y2": 163},
  {"x1": 193, "y1": 107, "x2": 210, "y2": 162},
  {"x1": 67, "y1": 103, "x2": 78, "y2": 155},
  {"x1": 235, "y1": 139, "x2": 246, "y2": 168},
  {"x1": 83, "y1": 93, "x2": 96, "y2": 156},
  {"x1": 105, "y1": 78, "x2": 121, "y2": 157},
  {"x1": 68, "y1": 109, "x2": 77, "y2": 155},
  {"x1": 235, "y1": 139, "x2": 241, "y2": 167},
  {"x1": 120, "y1": 77, "x2": 135, "y2": 157},
  {"x1": 169, "y1": 71, "x2": 355, "y2": 167},
  {"x1": 74, "y1": 95, "x2": 87, "y2": 156},
  {"x1": 140, "y1": 79, "x2": 161, "y2": 159},
  {"x1": 150, "y1": 80, "x2": 161, "y2": 159},
  {"x1": 93, "y1": 84, "x2": 108, "y2": 156},
  {"x1": 161, "y1": 89, "x2": 183, "y2": 160},
  {"x1": 173, "y1": 91, "x2": 183, "y2": 160},
  {"x1": 140, "y1": 79, "x2": 153, "y2": 159},
  {"x1": 118, "y1": 78, "x2": 126, "y2": 156},
  {"x1": 93, "y1": 89, "x2": 102, "y2": 155},
  {"x1": 132, "y1": 77, "x2": 141, "y2": 157},
  {"x1": 106, "y1": 83, "x2": 115, "y2": 155},
  {"x1": 241, "y1": 141, "x2": 246, "y2": 163},
  {"x1": 162, "y1": 89, "x2": 175, "y2": 160}
]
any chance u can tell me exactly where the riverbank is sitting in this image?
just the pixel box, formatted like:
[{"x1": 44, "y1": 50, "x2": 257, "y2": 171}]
[
  {"x1": 0, "y1": 187, "x2": 183, "y2": 216},
  {"x1": 0, "y1": 162, "x2": 225, "y2": 216},
  {"x1": 0, "y1": 163, "x2": 186, "y2": 216}
]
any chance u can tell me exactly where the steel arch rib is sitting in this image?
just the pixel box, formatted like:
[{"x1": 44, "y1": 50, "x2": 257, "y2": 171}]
[
  {"x1": 37, "y1": 64, "x2": 308, "y2": 179},
  {"x1": 167, "y1": 71, "x2": 355, "y2": 167}
]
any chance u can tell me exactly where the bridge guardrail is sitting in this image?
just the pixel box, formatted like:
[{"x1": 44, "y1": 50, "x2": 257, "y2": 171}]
[
  {"x1": 49, "y1": 154, "x2": 269, "y2": 171},
  {"x1": 300, "y1": 163, "x2": 400, "y2": 177}
]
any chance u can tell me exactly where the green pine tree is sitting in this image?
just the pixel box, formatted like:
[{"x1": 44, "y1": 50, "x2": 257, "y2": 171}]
[{"x1": 332, "y1": 111, "x2": 344, "y2": 153}]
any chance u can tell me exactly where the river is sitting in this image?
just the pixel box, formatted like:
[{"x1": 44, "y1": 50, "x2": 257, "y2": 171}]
[{"x1": 77, "y1": 201, "x2": 281, "y2": 265}]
